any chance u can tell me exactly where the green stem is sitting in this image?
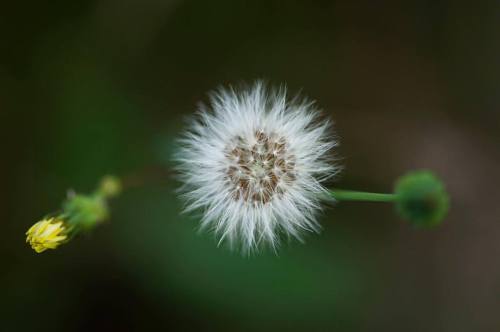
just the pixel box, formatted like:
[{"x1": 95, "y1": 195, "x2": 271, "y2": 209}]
[{"x1": 330, "y1": 189, "x2": 397, "y2": 202}]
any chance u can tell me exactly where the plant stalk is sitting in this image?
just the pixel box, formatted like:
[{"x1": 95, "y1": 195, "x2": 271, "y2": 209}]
[{"x1": 330, "y1": 189, "x2": 397, "y2": 202}]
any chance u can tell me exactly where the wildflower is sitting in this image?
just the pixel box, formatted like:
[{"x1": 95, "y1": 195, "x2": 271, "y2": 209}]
[
  {"x1": 26, "y1": 217, "x2": 68, "y2": 253},
  {"x1": 176, "y1": 82, "x2": 339, "y2": 251},
  {"x1": 26, "y1": 176, "x2": 122, "y2": 253}
]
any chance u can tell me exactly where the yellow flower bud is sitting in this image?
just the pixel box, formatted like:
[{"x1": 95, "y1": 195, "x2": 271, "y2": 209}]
[{"x1": 26, "y1": 217, "x2": 68, "y2": 253}]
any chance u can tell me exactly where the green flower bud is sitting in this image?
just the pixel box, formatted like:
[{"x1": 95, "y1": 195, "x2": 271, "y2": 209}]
[{"x1": 394, "y1": 171, "x2": 449, "y2": 227}]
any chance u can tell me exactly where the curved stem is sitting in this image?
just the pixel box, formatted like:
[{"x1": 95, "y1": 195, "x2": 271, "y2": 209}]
[
  {"x1": 120, "y1": 165, "x2": 172, "y2": 190},
  {"x1": 330, "y1": 189, "x2": 397, "y2": 202}
]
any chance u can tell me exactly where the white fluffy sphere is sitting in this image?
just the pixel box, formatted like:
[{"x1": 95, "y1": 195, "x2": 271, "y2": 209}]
[{"x1": 175, "y1": 82, "x2": 340, "y2": 252}]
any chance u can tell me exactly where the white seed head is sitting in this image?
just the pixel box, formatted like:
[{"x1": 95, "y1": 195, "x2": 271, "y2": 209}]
[{"x1": 175, "y1": 82, "x2": 340, "y2": 252}]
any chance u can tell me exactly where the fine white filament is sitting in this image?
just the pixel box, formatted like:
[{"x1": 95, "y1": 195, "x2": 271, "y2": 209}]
[{"x1": 176, "y1": 82, "x2": 339, "y2": 252}]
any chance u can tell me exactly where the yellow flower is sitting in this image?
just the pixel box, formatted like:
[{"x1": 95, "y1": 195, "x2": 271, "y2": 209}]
[{"x1": 26, "y1": 217, "x2": 68, "y2": 253}]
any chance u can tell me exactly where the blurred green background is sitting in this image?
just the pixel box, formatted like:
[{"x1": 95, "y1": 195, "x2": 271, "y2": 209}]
[{"x1": 2, "y1": 1, "x2": 500, "y2": 331}]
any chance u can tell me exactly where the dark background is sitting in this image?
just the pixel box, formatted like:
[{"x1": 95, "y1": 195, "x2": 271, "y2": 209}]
[{"x1": 2, "y1": 1, "x2": 500, "y2": 331}]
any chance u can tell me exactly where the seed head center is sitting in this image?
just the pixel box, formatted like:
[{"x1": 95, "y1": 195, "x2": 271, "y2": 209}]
[
  {"x1": 225, "y1": 130, "x2": 296, "y2": 204},
  {"x1": 252, "y1": 162, "x2": 266, "y2": 178}
]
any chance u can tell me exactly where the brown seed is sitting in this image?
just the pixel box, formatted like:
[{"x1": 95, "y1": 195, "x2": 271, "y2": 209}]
[
  {"x1": 270, "y1": 173, "x2": 278, "y2": 188},
  {"x1": 256, "y1": 130, "x2": 266, "y2": 143},
  {"x1": 239, "y1": 179, "x2": 249, "y2": 190}
]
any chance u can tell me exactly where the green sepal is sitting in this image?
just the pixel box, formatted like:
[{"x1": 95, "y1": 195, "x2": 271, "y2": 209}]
[{"x1": 63, "y1": 194, "x2": 109, "y2": 231}]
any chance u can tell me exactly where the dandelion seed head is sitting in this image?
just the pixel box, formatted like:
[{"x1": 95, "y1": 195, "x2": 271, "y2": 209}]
[{"x1": 175, "y1": 82, "x2": 340, "y2": 252}]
